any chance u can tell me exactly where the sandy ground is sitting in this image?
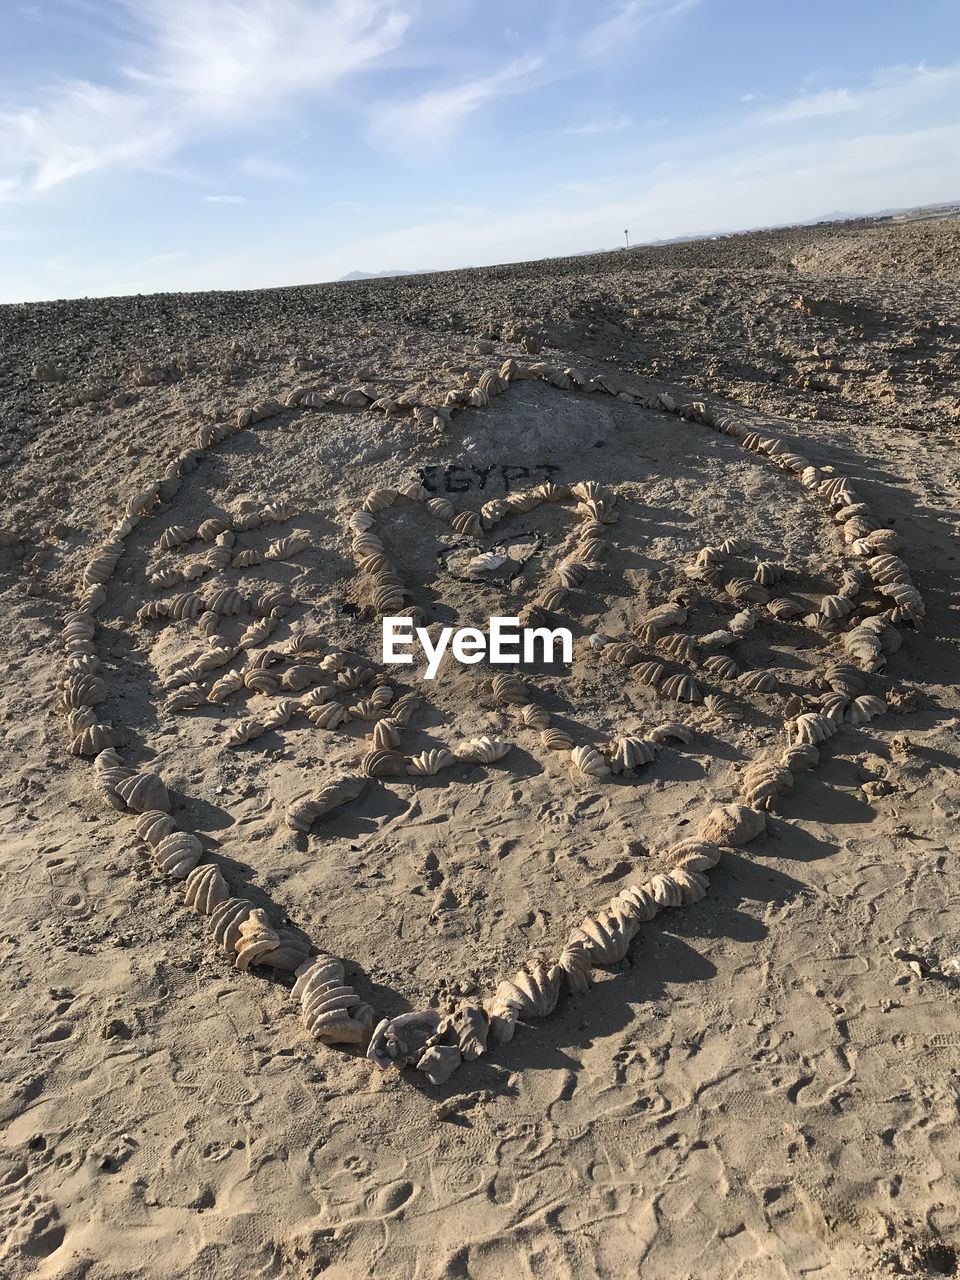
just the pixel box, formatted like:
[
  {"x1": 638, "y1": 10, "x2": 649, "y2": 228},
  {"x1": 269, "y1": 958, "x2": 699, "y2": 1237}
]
[{"x1": 1, "y1": 216, "x2": 960, "y2": 1279}]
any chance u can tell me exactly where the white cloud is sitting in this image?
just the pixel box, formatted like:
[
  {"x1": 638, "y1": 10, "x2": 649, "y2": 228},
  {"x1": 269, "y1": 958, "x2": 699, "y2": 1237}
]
[
  {"x1": 0, "y1": 0, "x2": 414, "y2": 198},
  {"x1": 367, "y1": 54, "x2": 543, "y2": 151},
  {"x1": 582, "y1": 0, "x2": 699, "y2": 60},
  {"x1": 564, "y1": 114, "x2": 632, "y2": 136},
  {"x1": 760, "y1": 62, "x2": 960, "y2": 125},
  {"x1": 203, "y1": 194, "x2": 248, "y2": 204}
]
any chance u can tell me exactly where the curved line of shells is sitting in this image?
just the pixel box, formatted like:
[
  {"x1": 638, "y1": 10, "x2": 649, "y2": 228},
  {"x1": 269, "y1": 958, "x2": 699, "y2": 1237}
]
[{"x1": 55, "y1": 359, "x2": 923, "y2": 1087}]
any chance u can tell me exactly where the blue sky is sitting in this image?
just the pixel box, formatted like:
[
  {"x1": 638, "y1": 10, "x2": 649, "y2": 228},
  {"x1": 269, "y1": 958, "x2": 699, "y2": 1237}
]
[{"x1": 1, "y1": 0, "x2": 959, "y2": 302}]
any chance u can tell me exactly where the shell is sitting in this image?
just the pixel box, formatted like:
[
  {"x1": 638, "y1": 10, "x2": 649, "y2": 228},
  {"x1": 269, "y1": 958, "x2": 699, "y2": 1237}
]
[
  {"x1": 741, "y1": 761, "x2": 794, "y2": 811},
  {"x1": 232, "y1": 549, "x2": 263, "y2": 569},
  {"x1": 60, "y1": 672, "x2": 107, "y2": 709},
  {"x1": 158, "y1": 525, "x2": 193, "y2": 550},
  {"x1": 490, "y1": 962, "x2": 562, "y2": 1020},
  {"x1": 362, "y1": 489, "x2": 397, "y2": 513},
  {"x1": 703, "y1": 694, "x2": 743, "y2": 721},
  {"x1": 568, "y1": 907, "x2": 637, "y2": 966},
  {"x1": 658, "y1": 634, "x2": 697, "y2": 663},
  {"x1": 368, "y1": 1009, "x2": 442, "y2": 1067},
  {"x1": 183, "y1": 862, "x2": 230, "y2": 914},
  {"x1": 155, "y1": 831, "x2": 203, "y2": 879},
  {"x1": 728, "y1": 608, "x2": 759, "y2": 638},
  {"x1": 726, "y1": 577, "x2": 769, "y2": 605},
  {"x1": 210, "y1": 897, "x2": 254, "y2": 955},
  {"x1": 416, "y1": 1045, "x2": 462, "y2": 1086},
  {"x1": 454, "y1": 737, "x2": 511, "y2": 764},
  {"x1": 790, "y1": 712, "x2": 838, "y2": 746},
  {"x1": 606, "y1": 736, "x2": 657, "y2": 772},
  {"x1": 876, "y1": 581, "x2": 925, "y2": 622},
  {"x1": 843, "y1": 627, "x2": 885, "y2": 671},
  {"x1": 295, "y1": 957, "x2": 375, "y2": 1048},
  {"x1": 698, "y1": 804, "x2": 765, "y2": 847},
  {"x1": 114, "y1": 771, "x2": 170, "y2": 814},
  {"x1": 754, "y1": 560, "x2": 783, "y2": 586},
  {"x1": 738, "y1": 670, "x2": 777, "y2": 694},
  {"x1": 360, "y1": 749, "x2": 406, "y2": 777},
  {"x1": 426, "y1": 497, "x2": 455, "y2": 521},
  {"x1": 649, "y1": 721, "x2": 691, "y2": 744},
  {"x1": 233, "y1": 909, "x2": 283, "y2": 972},
  {"x1": 558, "y1": 939, "x2": 593, "y2": 994},
  {"x1": 847, "y1": 694, "x2": 886, "y2": 725},
  {"x1": 224, "y1": 718, "x2": 265, "y2": 747},
  {"x1": 243, "y1": 668, "x2": 279, "y2": 695},
  {"x1": 519, "y1": 704, "x2": 551, "y2": 730},
  {"x1": 605, "y1": 642, "x2": 643, "y2": 667},
  {"x1": 767, "y1": 595, "x2": 807, "y2": 620},
  {"x1": 641, "y1": 601, "x2": 687, "y2": 633},
  {"x1": 264, "y1": 531, "x2": 312, "y2": 561},
  {"x1": 668, "y1": 837, "x2": 722, "y2": 872},
  {"x1": 285, "y1": 774, "x2": 366, "y2": 830},
  {"x1": 780, "y1": 743, "x2": 820, "y2": 773},
  {"x1": 491, "y1": 674, "x2": 529, "y2": 706},
  {"x1": 134, "y1": 809, "x2": 176, "y2": 848},
  {"x1": 703, "y1": 655, "x2": 739, "y2": 679},
  {"x1": 632, "y1": 659, "x2": 666, "y2": 689},
  {"x1": 405, "y1": 749, "x2": 456, "y2": 776},
  {"x1": 70, "y1": 722, "x2": 119, "y2": 756},
  {"x1": 570, "y1": 744, "x2": 610, "y2": 778},
  {"x1": 451, "y1": 511, "x2": 482, "y2": 537},
  {"x1": 541, "y1": 728, "x2": 574, "y2": 751},
  {"x1": 660, "y1": 673, "x2": 702, "y2": 703},
  {"x1": 167, "y1": 681, "x2": 206, "y2": 711},
  {"x1": 207, "y1": 671, "x2": 244, "y2": 704}
]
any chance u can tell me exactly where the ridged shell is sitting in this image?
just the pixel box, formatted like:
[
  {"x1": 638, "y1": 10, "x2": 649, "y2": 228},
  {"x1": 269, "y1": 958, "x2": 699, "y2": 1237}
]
[
  {"x1": 183, "y1": 862, "x2": 230, "y2": 914},
  {"x1": 660, "y1": 673, "x2": 701, "y2": 703},
  {"x1": 847, "y1": 694, "x2": 886, "y2": 725},
  {"x1": 454, "y1": 737, "x2": 511, "y2": 764},
  {"x1": 767, "y1": 595, "x2": 807, "y2": 620},
  {"x1": 406, "y1": 748, "x2": 456, "y2": 776},
  {"x1": 491, "y1": 674, "x2": 529, "y2": 705},
  {"x1": 568, "y1": 907, "x2": 637, "y2": 965},
  {"x1": 115, "y1": 771, "x2": 170, "y2": 814},
  {"x1": 633, "y1": 660, "x2": 665, "y2": 687},
  {"x1": 360, "y1": 749, "x2": 406, "y2": 777},
  {"x1": 703, "y1": 654, "x2": 739, "y2": 679},
  {"x1": 703, "y1": 694, "x2": 743, "y2": 721},
  {"x1": 607, "y1": 736, "x2": 656, "y2": 772},
  {"x1": 790, "y1": 712, "x2": 838, "y2": 745},
  {"x1": 649, "y1": 721, "x2": 691, "y2": 744},
  {"x1": 570, "y1": 744, "x2": 610, "y2": 777},
  {"x1": 698, "y1": 803, "x2": 765, "y2": 847},
  {"x1": 155, "y1": 831, "x2": 203, "y2": 879},
  {"x1": 210, "y1": 897, "x2": 254, "y2": 955},
  {"x1": 738, "y1": 670, "x2": 777, "y2": 694},
  {"x1": 134, "y1": 809, "x2": 176, "y2": 848},
  {"x1": 225, "y1": 718, "x2": 265, "y2": 746},
  {"x1": 295, "y1": 956, "x2": 374, "y2": 1047},
  {"x1": 285, "y1": 774, "x2": 366, "y2": 830},
  {"x1": 541, "y1": 727, "x2": 574, "y2": 751}
]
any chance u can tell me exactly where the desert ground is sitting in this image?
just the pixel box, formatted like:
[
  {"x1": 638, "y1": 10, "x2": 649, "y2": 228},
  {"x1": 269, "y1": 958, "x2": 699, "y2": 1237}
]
[{"x1": 1, "y1": 215, "x2": 959, "y2": 1280}]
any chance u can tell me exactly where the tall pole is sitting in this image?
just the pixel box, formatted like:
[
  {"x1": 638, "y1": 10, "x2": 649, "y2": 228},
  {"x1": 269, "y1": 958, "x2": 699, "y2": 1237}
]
[{"x1": 624, "y1": 229, "x2": 629, "y2": 249}]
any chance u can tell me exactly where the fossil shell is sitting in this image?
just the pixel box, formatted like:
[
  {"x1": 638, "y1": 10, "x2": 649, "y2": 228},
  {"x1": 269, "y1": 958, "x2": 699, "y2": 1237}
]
[
  {"x1": 232, "y1": 549, "x2": 263, "y2": 569},
  {"x1": 649, "y1": 721, "x2": 691, "y2": 744},
  {"x1": 568, "y1": 907, "x2": 637, "y2": 966},
  {"x1": 349, "y1": 509, "x2": 375, "y2": 533},
  {"x1": 265, "y1": 531, "x2": 312, "y2": 561},
  {"x1": 133, "y1": 809, "x2": 176, "y2": 849},
  {"x1": 60, "y1": 672, "x2": 107, "y2": 710},
  {"x1": 790, "y1": 712, "x2": 838, "y2": 746},
  {"x1": 491, "y1": 962, "x2": 562, "y2": 1021},
  {"x1": 197, "y1": 517, "x2": 229, "y2": 542},
  {"x1": 454, "y1": 736, "x2": 511, "y2": 764},
  {"x1": 281, "y1": 663, "x2": 324, "y2": 692},
  {"x1": 286, "y1": 774, "x2": 366, "y2": 830},
  {"x1": 155, "y1": 830, "x2": 203, "y2": 879},
  {"x1": 849, "y1": 529, "x2": 900, "y2": 557},
  {"x1": 606, "y1": 736, "x2": 657, "y2": 772},
  {"x1": 478, "y1": 369, "x2": 507, "y2": 396},
  {"x1": 641, "y1": 601, "x2": 687, "y2": 633},
  {"x1": 605, "y1": 642, "x2": 642, "y2": 667},
  {"x1": 703, "y1": 655, "x2": 739, "y2": 679},
  {"x1": 819, "y1": 594, "x2": 855, "y2": 622},
  {"x1": 698, "y1": 629, "x2": 735, "y2": 649},
  {"x1": 633, "y1": 660, "x2": 665, "y2": 687},
  {"x1": 260, "y1": 500, "x2": 297, "y2": 524},
  {"x1": 726, "y1": 577, "x2": 769, "y2": 605},
  {"x1": 361, "y1": 489, "x2": 397, "y2": 514},
  {"x1": 406, "y1": 749, "x2": 456, "y2": 776},
  {"x1": 660, "y1": 673, "x2": 702, "y2": 703},
  {"x1": 558, "y1": 939, "x2": 592, "y2": 994},
  {"x1": 519, "y1": 704, "x2": 551, "y2": 730},
  {"x1": 233, "y1": 909, "x2": 283, "y2": 972},
  {"x1": 754, "y1": 560, "x2": 783, "y2": 586},
  {"x1": 426, "y1": 497, "x2": 455, "y2": 521},
  {"x1": 703, "y1": 693, "x2": 743, "y2": 721},
  {"x1": 243, "y1": 668, "x2": 279, "y2": 695},
  {"x1": 450, "y1": 510, "x2": 482, "y2": 537},
  {"x1": 718, "y1": 538, "x2": 746, "y2": 555},
  {"x1": 698, "y1": 803, "x2": 765, "y2": 847},
  {"x1": 183, "y1": 862, "x2": 230, "y2": 914},
  {"x1": 741, "y1": 761, "x2": 794, "y2": 811},
  {"x1": 480, "y1": 498, "x2": 509, "y2": 525},
  {"x1": 842, "y1": 628, "x2": 885, "y2": 672},
  {"x1": 391, "y1": 692, "x2": 420, "y2": 725},
  {"x1": 210, "y1": 897, "x2": 254, "y2": 955},
  {"x1": 148, "y1": 567, "x2": 182, "y2": 590},
  {"x1": 416, "y1": 1044, "x2": 462, "y2": 1086},
  {"x1": 114, "y1": 770, "x2": 170, "y2": 814},
  {"x1": 821, "y1": 693, "x2": 850, "y2": 724},
  {"x1": 262, "y1": 699, "x2": 300, "y2": 729},
  {"x1": 368, "y1": 717, "x2": 401, "y2": 750},
  {"x1": 767, "y1": 595, "x2": 807, "y2": 620},
  {"x1": 668, "y1": 837, "x2": 722, "y2": 872},
  {"x1": 728, "y1": 608, "x2": 759, "y2": 638},
  {"x1": 305, "y1": 701, "x2": 348, "y2": 730},
  {"x1": 570, "y1": 744, "x2": 610, "y2": 777},
  {"x1": 491, "y1": 674, "x2": 529, "y2": 706},
  {"x1": 158, "y1": 525, "x2": 194, "y2": 550},
  {"x1": 63, "y1": 611, "x2": 96, "y2": 648},
  {"x1": 738, "y1": 670, "x2": 777, "y2": 694},
  {"x1": 847, "y1": 694, "x2": 886, "y2": 725},
  {"x1": 659, "y1": 633, "x2": 698, "y2": 664},
  {"x1": 294, "y1": 955, "x2": 374, "y2": 1048},
  {"x1": 207, "y1": 671, "x2": 244, "y2": 704},
  {"x1": 225, "y1": 717, "x2": 265, "y2": 747},
  {"x1": 876, "y1": 581, "x2": 924, "y2": 622},
  {"x1": 859, "y1": 615, "x2": 902, "y2": 653},
  {"x1": 780, "y1": 743, "x2": 820, "y2": 773},
  {"x1": 368, "y1": 1009, "x2": 442, "y2": 1067},
  {"x1": 360, "y1": 749, "x2": 406, "y2": 777},
  {"x1": 70, "y1": 722, "x2": 119, "y2": 756}
]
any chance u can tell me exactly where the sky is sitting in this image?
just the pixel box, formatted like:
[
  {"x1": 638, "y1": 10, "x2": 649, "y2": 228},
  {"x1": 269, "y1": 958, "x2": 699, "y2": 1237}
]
[{"x1": 1, "y1": 0, "x2": 959, "y2": 302}]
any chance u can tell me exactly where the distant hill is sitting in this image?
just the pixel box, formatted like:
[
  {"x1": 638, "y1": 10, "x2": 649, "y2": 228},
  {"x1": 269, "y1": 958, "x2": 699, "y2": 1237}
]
[{"x1": 339, "y1": 269, "x2": 430, "y2": 282}]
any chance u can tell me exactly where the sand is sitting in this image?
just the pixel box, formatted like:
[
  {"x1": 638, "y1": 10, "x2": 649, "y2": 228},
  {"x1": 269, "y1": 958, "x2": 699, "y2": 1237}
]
[{"x1": 1, "y1": 215, "x2": 959, "y2": 1280}]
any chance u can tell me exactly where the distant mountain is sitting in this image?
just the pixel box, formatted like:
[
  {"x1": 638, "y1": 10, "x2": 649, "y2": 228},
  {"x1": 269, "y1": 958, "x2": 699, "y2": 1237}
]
[{"x1": 339, "y1": 268, "x2": 429, "y2": 281}]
